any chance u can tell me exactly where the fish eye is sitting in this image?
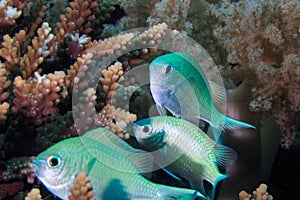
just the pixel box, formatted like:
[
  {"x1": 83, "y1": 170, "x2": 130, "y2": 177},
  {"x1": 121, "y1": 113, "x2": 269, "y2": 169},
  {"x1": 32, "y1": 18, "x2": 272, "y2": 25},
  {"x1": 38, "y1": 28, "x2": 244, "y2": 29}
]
[
  {"x1": 163, "y1": 64, "x2": 173, "y2": 74},
  {"x1": 141, "y1": 125, "x2": 151, "y2": 134},
  {"x1": 47, "y1": 155, "x2": 61, "y2": 168}
]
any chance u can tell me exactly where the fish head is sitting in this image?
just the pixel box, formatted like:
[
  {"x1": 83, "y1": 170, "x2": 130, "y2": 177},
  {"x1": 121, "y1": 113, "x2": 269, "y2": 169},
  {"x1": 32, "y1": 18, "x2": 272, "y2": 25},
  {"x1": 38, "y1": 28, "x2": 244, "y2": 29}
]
[
  {"x1": 149, "y1": 52, "x2": 199, "y2": 104},
  {"x1": 149, "y1": 52, "x2": 198, "y2": 83},
  {"x1": 34, "y1": 138, "x2": 83, "y2": 199},
  {"x1": 132, "y1": 117, "x2": 166, "y2": 151}
]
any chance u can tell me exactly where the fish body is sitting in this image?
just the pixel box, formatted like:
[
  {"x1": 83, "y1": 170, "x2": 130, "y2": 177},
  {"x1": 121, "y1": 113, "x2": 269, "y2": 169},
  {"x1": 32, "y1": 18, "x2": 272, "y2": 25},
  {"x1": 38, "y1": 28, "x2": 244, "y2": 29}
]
[
  {"x1": 149, "y1": 52, "x2": 255, "y2": 141},
  {"x1": 133, "y1": 116, "x2": 237, "y2": 199},
  {"x1": 34, "y1": 128, "x2": 204, "y2": 200}
]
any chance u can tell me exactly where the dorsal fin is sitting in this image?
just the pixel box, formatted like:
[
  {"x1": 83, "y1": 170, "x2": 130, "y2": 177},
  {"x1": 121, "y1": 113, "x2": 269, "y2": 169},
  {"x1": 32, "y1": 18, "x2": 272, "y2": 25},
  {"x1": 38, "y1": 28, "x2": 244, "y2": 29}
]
[{"x1": 83, "y1": 128, "x2": 154, "y2": 174}]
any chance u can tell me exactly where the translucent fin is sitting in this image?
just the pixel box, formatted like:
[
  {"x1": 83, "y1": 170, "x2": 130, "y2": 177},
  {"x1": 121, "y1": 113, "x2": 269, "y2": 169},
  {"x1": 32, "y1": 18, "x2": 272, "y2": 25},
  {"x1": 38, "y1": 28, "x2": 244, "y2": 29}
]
[
  {"x1": 223, "y1": 115, "x2": 256, "y2": 130},
  {"x1": 208, "y1": 80, "x2": 226, "y2": 108},
  {"x1": 158, "y1": 184, "x2": 205, "y2": 200},
  {"x1": 156, "y1": 104, "x2": 167, "y2": 116},
  {"x1": 83, "y1": 128, "x2": 154, "y2": 174},
  {"x1": 213, "y1": 144, "x2": 238, "y2": 168},
  {"x1": 211, "y1": 126, "x2": 224, "y2": 144},
  {"x1": 173, "y1": 78, "x2": 201, "y2": 119}
]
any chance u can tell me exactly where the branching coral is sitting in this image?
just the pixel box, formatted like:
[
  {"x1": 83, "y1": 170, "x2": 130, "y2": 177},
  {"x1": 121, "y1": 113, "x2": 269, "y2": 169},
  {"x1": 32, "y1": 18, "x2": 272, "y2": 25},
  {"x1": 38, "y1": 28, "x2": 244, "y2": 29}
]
[
  {"x1": 25, "y1": 172, "x2": 95, "y2": 200},
  {"x1": 25, "y1": 188, "x2": 42, "y2": 200},
  {"x1": 239, "y1": 183, "x2": 273, "y2": 200},
  {"x1": 0, "y1": 22, "x2": 54, "y2": 78},
  {"x1": 12, "y1": 71, "x2": 67, "y2": 125},
  {"x1": 0, "y1": 156, "x2": 35, "y2": 183},
  {"x1": 69, "y1": 172, "x2": 95, "y2": 200},
  {"x1": 54, "y1": 0, "x2": 98, "y2": 43},
  {"x1": 212, "y1": 0, "x2": 300, "y2": 148},
  {"x1": 100, "y1": 61, "x2": 125, "y2": 104},
  {"x1": 0, "y1": 62, "x2": 10, "y2": 121},
  {"x1": 0, "y1": 0, "x2": 23, "y2": 28},
  {"x1": 95, "y1": 104, "x2": 136, "y2": 139}
]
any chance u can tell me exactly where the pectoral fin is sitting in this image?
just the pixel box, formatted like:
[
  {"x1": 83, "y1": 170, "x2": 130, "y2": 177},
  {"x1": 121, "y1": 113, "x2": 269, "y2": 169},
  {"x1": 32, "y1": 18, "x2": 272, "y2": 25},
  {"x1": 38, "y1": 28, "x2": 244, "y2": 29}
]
[{"x1": 156, "y1": 104, "x2": 168, "y2": 116}]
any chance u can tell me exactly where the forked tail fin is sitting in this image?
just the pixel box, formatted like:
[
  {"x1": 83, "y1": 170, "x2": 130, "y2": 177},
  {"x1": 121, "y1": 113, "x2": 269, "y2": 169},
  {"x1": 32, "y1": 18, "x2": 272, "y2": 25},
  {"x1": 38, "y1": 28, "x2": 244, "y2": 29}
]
[
  {"x1": 210, "y1": 173, "x2": 228, "y2": 200},
  {"x1": 158, "y1": 184, "x2": 205, "y2": 199},
  {"x1": 223, "y1": 115, "x2": 256, "y2": 130}
]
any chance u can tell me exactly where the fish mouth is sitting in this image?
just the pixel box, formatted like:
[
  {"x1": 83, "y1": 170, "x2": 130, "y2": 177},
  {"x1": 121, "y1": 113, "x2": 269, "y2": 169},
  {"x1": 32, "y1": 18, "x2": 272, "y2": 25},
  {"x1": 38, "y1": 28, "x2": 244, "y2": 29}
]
[
  {"x1": 33, "y1": 159, "x2": 44, "y2": 178},
  {"x1": 131, "y1": 123, "x2": 139, "y2": 137}
]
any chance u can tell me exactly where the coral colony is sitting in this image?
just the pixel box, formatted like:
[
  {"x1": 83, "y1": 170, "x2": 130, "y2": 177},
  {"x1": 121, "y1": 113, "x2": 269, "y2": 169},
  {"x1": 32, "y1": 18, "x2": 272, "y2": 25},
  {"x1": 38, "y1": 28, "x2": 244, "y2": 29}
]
[{"x1": 0, "y1": 0, "x2": 298, "y2": 199}]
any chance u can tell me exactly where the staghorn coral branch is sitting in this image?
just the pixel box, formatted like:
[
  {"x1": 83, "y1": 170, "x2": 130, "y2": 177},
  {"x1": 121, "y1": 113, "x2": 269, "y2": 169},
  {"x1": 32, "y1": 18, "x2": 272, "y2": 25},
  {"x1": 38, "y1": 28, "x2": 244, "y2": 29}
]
[
  {"x1": 54, "y1": 0, "x2": 98, "y2": 44},
  {"x1": 25, "y1": 188, "x2": 42, "y2": 200},
  {"x1": 100, "y1": 61, "x2": 124, "y2": 104},
  {"x1": 20, "y1": 22, "x2": 54, "y2": 78},
  {"x1": 27, "y1": 5, "x2": 48, "y2": 38},
  {"x1": 239, "y1": 183, "x2": 273, "y2": 200},
  {"x1": 0, "y1": 0, "x2": 22, "y2": 27},
  {"x1": 12, "y1": 71, "x2": 67, "y2": 125},
  {"x1": 25, "y1": 172, "x2": 95, "y2": 200},
  {"x1": 68, "y1": 172, "x2": 95, "y2": 200},
  {"x1": 0, "y1": 32, "x2": 22, "y2": 72},
  {"x1": 66, "y1": 52, "x2": 93, "y2": 92},
  {"x1": 7, "y1": 0, "x2": 33, "y2": 10},
  {"x1": 73, "y1": 87, "x2": 97, "y2": 134},
  {"x1": 95, "y1": 104, "x2": 136, "y2": 139},
  {"x1": 87, "y1": 22, "x2": 168, "y2": 59},
  {"x1": 0, "y1": 61, "x2": 10, "y2": 121}
]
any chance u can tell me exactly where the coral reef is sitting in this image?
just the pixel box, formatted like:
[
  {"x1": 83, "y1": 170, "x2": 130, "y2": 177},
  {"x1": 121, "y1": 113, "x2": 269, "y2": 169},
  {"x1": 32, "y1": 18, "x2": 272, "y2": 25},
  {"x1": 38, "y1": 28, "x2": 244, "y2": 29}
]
[
  {"x1": 212, "y1": 0, "x2": 300, "y2": 148},
  {"x1": 25, "y1": 188, "x2": 42, "y2": 200},
  {"x1": 68, "y1": 172, "x2": 95, "y2": 200},
  {"x1": 25, "y1": 172, "x2": 95, "y2": 200},
  {"x1": 239, "y1": 183, "x2": 273, "y2": 200},
  {"x1": 124, "y1": 0, "x2": 299, "y2": 149},
  {"x1": 0, "y1": 0, "x2": 169, "y2": 196},
  {"x1": 0, "y1": 0, "x2": 298, "y2": 199}
]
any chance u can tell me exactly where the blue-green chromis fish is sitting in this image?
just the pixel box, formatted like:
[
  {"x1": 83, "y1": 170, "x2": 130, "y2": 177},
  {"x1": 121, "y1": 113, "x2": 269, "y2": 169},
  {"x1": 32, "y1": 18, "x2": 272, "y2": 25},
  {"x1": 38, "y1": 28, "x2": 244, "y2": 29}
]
[
  {"x1": 34, "y1": 127, "x2": 205, "y2": 200},
  {"x1": 149, "y1": 52, "x2": 255, "y2": 141},
  {"x1": 133, "y1": 116, "x2": 238, "y2": 200}
]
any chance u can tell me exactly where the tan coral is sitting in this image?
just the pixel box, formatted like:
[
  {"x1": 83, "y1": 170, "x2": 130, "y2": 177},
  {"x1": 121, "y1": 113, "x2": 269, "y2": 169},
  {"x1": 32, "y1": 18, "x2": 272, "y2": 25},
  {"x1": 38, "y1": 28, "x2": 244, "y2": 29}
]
[
  {"x1": 12, "y1": 71, "x2": 67, "y2": 125},
  {"x1": 73, "y1": 87, "x2": 97, "y2": 134},
  {"x1": 239, "y1": 183, "x2": 273, "y2": 200},
  {"x1": 100, "y1": 62, "x2": 124, "y2": 104},
  {"x1": 0, "y1": 0, "x2": 22, "y2": 27},
  {"x1": 0, "y1": 32, "x2": 22, "y2": 72},
  {"x1": 87, "y1": 23, "x2": 168, "y2": 59},
  {"x1": 27, "y1": 5, "x2": 48, "y2": 38},
  {"x1": 87, "y1": 32, "x2": 135, "y2": 58},
  {"x1": 25, "y1": 188, "x2": 42, "y2": 200},
  {"x1": 20, "y1": 22, "x2": 54, "y2": 78},
  {"x1": 68, "y1": 172, "x2": 95, "y2": 200},
  {"x1": 66, "y1": 53, "x2": 93, "y2": 92},
  {"x1": 55, "y1": 0, "x2": 98, "y2": 43},
  {"x1": 95, "y1": 104, "x2": 137, "y2": 139},
  {"x1": 0, "y1": 61, "x2": 11, "y2": 121}
]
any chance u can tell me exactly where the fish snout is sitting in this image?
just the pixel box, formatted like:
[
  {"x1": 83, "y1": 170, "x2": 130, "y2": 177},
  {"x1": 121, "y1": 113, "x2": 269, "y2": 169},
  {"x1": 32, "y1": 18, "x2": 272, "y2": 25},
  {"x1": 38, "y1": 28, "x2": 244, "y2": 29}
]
[{"x1": 132, "y1": 123, "x2": 140, "y2": 138}]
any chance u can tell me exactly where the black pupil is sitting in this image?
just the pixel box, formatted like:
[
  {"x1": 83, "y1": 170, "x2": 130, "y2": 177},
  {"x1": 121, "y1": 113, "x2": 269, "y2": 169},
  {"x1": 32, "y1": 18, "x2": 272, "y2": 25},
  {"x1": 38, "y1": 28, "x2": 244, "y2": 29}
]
[
  {"x1": 164, "y1": 65, "x2": 172, "y2": 74},
  {"x1": 49, "y1": 157, "x2": 59, "y2": 166},
  {"x1": 142, "y1": 126, "x2": 149, "y2": 133}
]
